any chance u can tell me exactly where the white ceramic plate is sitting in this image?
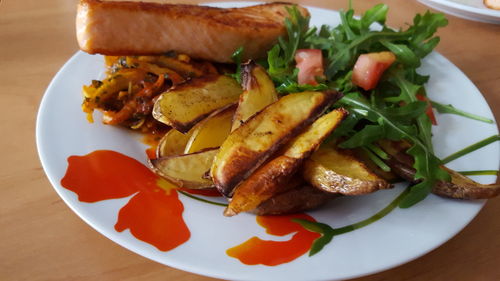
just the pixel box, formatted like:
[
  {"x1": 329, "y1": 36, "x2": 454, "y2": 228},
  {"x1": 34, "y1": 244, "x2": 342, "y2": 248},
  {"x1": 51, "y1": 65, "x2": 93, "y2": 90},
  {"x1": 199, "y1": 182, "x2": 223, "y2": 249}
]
[
  {"x1": 418, "y1": 0, "x2": 500, "y2": 24},
  {"x1": 36, "y1": 3, "x2": 499, "y2": 281}
]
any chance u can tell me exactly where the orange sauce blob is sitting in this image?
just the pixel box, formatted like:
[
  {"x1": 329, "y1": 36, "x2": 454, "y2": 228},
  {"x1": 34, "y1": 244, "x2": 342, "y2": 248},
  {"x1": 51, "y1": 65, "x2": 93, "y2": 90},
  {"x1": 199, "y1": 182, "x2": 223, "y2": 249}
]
[
  {"x1": 226, "y1": 213, "x2": 320, "y2": 266},
  {"x1": 60, "y1": 150, "x2": 156, "y2": 202},
  {"x1": 60, "y1": 150, "x2": 190, "y2": 251},
  {"x1": 115, "y1": 187, "x2": 189, "y2": 251},
  {"x1": 142, "y1": 133, "x2": 161, "y2": 159}
]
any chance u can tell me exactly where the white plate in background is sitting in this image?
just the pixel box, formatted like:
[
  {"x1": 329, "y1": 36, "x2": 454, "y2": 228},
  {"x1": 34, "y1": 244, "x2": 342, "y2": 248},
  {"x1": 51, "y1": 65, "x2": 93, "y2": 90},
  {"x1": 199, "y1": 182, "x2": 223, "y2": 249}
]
[{"x1": 418, "y1": 0, "x2": 500, "y2": 24}]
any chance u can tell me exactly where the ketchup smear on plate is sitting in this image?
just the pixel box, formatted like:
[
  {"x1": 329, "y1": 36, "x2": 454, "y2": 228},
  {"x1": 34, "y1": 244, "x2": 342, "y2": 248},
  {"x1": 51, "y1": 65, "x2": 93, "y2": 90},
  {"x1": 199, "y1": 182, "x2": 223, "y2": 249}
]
[
  {"x1": 60, "y1": 149, "x2": 318, "y2": 265},
  {"x1": 60, "y1": 150, "x2": 190, "y2": 251},
  {"x1": 227, "y1": 214, "x2": 320, "y2": 266}
]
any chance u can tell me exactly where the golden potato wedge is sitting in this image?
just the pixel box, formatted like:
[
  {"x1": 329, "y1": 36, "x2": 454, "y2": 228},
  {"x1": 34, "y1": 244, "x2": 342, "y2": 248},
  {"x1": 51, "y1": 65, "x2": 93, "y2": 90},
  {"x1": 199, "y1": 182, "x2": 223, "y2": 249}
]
[
  {"x1": 231, "y1": 61, "x2": 278, "y2": 131},
  {"x1": 156, "y1": 129, "x2": 194, "y2": 158},
  {"x1": 152, "y1": 75, "x2": 242, "y2": 133},
  {"x1": 303, "y1": 146, "x2": 392, "y2": 195},
  {"x1": 149, "y1": 148, "x2": 218, "y2": 189},
  {"x1": 251, "y1": 184, "x2": 335, "y2": 216},
  {"x1": 211, "y1": 90, "x2": 342, "y2": 197},
  {"x1": 156, "y1": 104, "x2": 235, "y2": 157},
  {"x1": 184, "y1": 104, "x2": 236, "y2": 154},
  {"x1": 224, "y1": 108, "x2": 347, "y2": 216}
]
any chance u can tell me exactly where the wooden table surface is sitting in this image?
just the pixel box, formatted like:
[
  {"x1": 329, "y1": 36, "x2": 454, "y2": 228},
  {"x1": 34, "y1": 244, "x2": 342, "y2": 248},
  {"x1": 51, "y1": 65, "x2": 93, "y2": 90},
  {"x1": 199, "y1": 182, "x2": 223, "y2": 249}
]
[{"x1": 1, "y1": 0, "x2": 499, "y2": 280}]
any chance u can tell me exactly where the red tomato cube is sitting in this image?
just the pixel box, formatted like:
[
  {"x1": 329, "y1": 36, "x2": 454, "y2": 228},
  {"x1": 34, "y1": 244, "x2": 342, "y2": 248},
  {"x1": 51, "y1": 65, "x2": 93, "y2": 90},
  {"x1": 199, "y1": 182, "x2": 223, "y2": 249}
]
[
  {"x1": 352, "y1": 51, "x2": 396, "y2": 91},
  {"x1": 295, "y1": 49, "x2": 325, "y2": 85}
]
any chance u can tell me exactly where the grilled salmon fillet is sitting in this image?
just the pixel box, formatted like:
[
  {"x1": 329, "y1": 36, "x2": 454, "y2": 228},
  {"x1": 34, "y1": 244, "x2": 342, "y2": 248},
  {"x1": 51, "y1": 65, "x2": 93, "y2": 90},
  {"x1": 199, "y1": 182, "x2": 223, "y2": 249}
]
[{"x1": 76, "y1": 0, "x2": 309, "y2": 63}]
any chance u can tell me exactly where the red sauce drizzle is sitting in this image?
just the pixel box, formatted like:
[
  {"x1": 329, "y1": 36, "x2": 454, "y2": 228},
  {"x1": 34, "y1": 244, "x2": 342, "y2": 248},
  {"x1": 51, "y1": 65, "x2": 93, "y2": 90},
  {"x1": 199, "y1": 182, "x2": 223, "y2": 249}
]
[
  {"x1": 60, "y1": 150, "x2": 190, "y2": 251},
  {"x1": 142, "y1": 134, "x2": 161, "y2": 160},
  {"x1": 226, "y1": 213, "x2": 320, "y2": 266},
  {"x1": 115, "y1": 189, "x2": 189, "y2": 251}
]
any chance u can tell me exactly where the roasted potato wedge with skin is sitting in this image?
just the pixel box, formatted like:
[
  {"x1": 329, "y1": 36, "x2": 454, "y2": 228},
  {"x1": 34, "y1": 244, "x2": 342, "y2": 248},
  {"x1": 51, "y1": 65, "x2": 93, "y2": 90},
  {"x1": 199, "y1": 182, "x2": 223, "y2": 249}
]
[
  {"x1": 152, "y1": 75, "x2": 242, "y2": 133},
  {"x1": 252, "y1": 184, "x2": 335, "y2": 216},
  {"x1": 156, "y1": 128, "x2": 194, "y2": 158},
  {"x1": 149, "y1": 148, "x2": 218, "y2": 189},
  {"x1": 434, "y1": 167, "x2": 500, "y2": 199},
  {"x1": 184, "y1": 103, "x2": 236, "y2": 154},
  {"x1": 303, "y1": 146, "x2": 392, "y2": 195},
  {"x1": 378, "y1": 140, "x2": 500, "y2": 199},
  {"x1": 231, "y1": 61, "x2": 278, "y2": 132},
  {"x1": 211, "y1": 90, "x2": 342, "y2": 197},
  {"x1": 156, "y1": 104, "x2": 235, "y2": 157},
  {"x1": 225, "y1": 156, "x2": 300, "y2": 216},
  {"x1": 224, "y1": 108, "x2": 348, "y2": 216}
]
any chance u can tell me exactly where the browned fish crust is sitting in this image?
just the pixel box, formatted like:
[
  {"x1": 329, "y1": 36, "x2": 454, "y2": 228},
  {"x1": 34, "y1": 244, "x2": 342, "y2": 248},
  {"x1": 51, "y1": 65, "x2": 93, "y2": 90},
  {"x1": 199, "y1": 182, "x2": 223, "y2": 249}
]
[{"x1": 77, "y1": 0, "x2": 310, "y2": 62}]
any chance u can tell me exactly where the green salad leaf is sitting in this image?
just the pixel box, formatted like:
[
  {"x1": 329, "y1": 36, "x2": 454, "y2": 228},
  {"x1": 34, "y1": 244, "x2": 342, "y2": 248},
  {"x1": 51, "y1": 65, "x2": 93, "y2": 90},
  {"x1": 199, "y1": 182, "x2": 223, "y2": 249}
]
[{"x1": 263, "y1": 4, "x2": 453, "y2": 207}]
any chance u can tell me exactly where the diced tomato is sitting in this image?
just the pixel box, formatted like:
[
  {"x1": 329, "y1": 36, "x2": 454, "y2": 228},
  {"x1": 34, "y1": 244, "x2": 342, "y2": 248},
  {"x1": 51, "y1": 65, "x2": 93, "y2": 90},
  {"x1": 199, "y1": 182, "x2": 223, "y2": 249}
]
[
  {"x1": 352, "y1": 51, "x2": 396, "y2": 91},
  {"x1": 416, "y1": 94, "x2": 438, "y2": 125},
  {"x1": 295, "y1": 49, "x2": 325, "y2": 85}
]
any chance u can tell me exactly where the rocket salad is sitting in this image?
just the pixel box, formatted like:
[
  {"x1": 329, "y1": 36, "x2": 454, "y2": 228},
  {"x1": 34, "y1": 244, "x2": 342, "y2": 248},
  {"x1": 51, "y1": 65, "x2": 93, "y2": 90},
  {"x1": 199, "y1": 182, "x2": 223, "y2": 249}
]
[{"x1": 230, "y1": 3, "x2": 499, "y2": 209}]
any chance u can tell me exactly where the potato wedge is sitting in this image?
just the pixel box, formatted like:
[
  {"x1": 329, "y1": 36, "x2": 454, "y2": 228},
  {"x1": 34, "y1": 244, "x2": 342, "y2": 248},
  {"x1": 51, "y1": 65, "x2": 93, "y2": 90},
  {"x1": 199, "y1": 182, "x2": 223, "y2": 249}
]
[
  {"x1": 211, "y1": 90, "x2": 342, "y2": 197},
  {"x1": 152, "y1": 75, "x2": 242, "y2": 133},
  {"x1": 149, "y1": 148, "x2": 218, "y2": 189},
  {"x1": 303, "y1": 146, "x2": 392, "y2": 195},
  {"x1": 433, "y1": 167, "x2": 500, "y2": 199},
  {"x1": 378, "y1": 140, "x2": 500, "y2": 199},
  {"x1": 184, "y1": 104, "x2": 236, "y2": 154},
  {"x1": 156, "y1": 129, "x2": 194, "y2": 158},
  {"x1": 224, "y1": 108, "x2": 347, "y2": 216},
  {"x1": 231, "y1": 61, "x2": 278, "y2": 131},
  {"x1": 251, "y1": 184, "x2": 335, "y2": 216}
]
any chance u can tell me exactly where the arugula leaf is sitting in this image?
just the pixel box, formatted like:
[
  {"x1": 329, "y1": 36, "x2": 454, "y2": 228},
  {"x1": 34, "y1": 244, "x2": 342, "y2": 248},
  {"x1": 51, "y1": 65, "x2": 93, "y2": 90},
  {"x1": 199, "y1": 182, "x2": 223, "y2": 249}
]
[
  {"x1": 431, "y1": 101, "x2": 495, "y2": 123},
  {"x1": 390, "y1": 70, "x2": 434, "y2": 152},
  {"x1": 265, "y1": 4, "x2": 450, "y2": 207},
  {"x1": 266, "y1": 6, "x2": 311, "y2": 87},
  {"x1": 337, "y1": 92, "x2": 450, "y2": 207},
  {"x1": 362, "y1": 146, "x2": 391, "y2": 172},
  {"x1": 360, "y1": 3, "x2": 388, "y2": 31},
  {"x1": 458, "y1": 170, "x2": 499, "y2": 176},
  {"x1": 275, "y1": 80, "x2": 328, "y2": 94},
  {"x1": 407, "y1": 11, "x2": 448, "y2": 58},
  {"x1": 380, "y1": 40, "x2": 420, "y2": 67},
  {"x1": 441, "y1": 135, "x2": 500, "y2": 164},
  {"x1": 229, "y1": 47, "x2": 244, "y2": 83}
]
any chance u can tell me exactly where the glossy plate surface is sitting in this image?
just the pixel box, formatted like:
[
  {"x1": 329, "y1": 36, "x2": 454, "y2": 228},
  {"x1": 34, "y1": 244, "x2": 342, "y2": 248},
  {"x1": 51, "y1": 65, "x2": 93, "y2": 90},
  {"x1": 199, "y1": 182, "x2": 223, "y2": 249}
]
[{"x1": 36, "y1": 3, "x2": 499, "y2": 281}]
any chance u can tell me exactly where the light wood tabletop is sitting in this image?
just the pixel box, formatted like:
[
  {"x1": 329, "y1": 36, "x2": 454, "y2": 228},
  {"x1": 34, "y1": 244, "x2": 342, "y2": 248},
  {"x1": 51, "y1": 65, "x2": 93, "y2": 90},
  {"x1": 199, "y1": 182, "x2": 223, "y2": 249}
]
[{"x1": 1, "y1": 0, "x2": 500, "y2": 280}]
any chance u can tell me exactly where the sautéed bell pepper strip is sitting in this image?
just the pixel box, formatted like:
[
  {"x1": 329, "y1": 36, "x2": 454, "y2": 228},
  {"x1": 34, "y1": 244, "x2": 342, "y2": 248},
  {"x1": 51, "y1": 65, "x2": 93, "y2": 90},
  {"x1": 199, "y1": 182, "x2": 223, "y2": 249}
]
[{"x1": 104, "y1": 74, "x2": 165, "y2": 125}]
